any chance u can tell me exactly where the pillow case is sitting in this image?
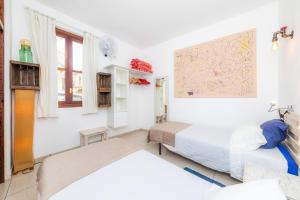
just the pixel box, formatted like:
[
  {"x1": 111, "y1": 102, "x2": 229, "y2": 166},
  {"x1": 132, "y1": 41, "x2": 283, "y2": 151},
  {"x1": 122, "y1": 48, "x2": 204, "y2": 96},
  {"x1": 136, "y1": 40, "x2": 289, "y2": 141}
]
[
  {"x1": 231, "y1": 124, "x2": 267, "y2": 151},
  {"x1": 230, "y1": 124, "x2": 267, "y2": 179},
  {"x1": 260, "y1": 119, "x2": 288, "y2": 149},
  {"x1": 204, "y1": 179, "x2": 286, "y2": 200}
]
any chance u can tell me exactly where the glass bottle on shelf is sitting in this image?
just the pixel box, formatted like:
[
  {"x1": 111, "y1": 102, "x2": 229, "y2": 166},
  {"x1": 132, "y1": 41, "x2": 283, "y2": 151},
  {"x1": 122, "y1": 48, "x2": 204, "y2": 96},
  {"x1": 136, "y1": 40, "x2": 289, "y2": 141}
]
[
  {"x1": 19, "y1": 39, "x2": 33, "y2": 63},
  {"x1": 24, "y1": 45, "x2": 33, "y2": 63},
  {"x1": 19, "y1": 44, "x2": 26, "y2": 62}
]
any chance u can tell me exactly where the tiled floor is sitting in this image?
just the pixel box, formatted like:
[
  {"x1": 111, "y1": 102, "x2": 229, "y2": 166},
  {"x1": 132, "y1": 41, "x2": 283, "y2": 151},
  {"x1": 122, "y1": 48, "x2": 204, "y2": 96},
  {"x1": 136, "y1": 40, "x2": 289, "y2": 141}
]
[{"x1": 0, "y1": 130, "x2": 239, "y2": 200}]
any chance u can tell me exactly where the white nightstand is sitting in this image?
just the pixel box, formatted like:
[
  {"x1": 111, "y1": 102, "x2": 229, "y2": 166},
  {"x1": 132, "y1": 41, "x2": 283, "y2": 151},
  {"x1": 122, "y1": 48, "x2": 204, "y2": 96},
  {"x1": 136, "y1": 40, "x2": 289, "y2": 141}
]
[
  {"x1": 244, "y1": 162, "x2": 300, "y2": 200},
  {"x1": 80, "y1": 127, "x2": 108, "y2": 146}
]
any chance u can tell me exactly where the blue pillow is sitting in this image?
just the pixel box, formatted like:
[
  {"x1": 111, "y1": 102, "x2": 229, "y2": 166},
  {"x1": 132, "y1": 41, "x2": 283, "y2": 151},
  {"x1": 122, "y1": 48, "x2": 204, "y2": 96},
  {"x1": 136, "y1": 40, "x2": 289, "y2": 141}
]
[{"x1": 260, "y1": 119, "x2": 288, "y2": 149}]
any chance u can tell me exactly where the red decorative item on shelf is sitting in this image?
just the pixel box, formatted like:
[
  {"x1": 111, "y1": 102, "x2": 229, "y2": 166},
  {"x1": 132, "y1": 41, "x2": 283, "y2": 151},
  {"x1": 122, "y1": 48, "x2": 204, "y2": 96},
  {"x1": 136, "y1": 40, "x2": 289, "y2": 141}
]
[
  {"x1": 131, "y1": 58, "x2": 153, "y2": 73},
  {"x1": 139, "y1": 79, "x2": 150, "y2": 85},
  {"x1": 130, "y1": 77, "x2": 151, "y2": 85}
]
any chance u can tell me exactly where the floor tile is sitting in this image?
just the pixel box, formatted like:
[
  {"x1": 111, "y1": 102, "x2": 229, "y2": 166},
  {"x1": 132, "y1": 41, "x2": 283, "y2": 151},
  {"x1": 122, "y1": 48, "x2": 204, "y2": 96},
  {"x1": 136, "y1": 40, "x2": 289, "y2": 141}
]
[
  {"x1": 213, "y1": 171, "x2": 240, "y2": 186},
  {"x1": 6, "y1": 186, "x2": 37, "y2": 200},
  {"x1": 120, "y1": 131, "x2": 148, "y2": 145},
  {"x1": 8, "y1": 169, "x2": 37, "y2": 195},
  {"x1": 0, "y1": 180, "x2": 11, "y2": 200}
]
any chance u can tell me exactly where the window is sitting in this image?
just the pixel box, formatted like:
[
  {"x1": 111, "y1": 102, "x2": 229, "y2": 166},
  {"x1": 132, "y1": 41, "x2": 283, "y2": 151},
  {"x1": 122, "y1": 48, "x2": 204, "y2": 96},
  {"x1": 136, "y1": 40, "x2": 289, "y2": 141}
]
[{"x1": 56, "y1": 28, "x2": 83, "y2": 107}]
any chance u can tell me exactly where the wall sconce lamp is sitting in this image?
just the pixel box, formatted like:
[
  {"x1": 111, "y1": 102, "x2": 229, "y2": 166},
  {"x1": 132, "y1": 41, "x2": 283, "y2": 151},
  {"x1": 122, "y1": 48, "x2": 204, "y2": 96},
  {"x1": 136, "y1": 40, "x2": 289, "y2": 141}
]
[
  {"x1": 268, "y1": 101, "x2": 294, "y2": 120},
  {"x1": 272, "y1": 26, "x2": 294, "y2": 50}
]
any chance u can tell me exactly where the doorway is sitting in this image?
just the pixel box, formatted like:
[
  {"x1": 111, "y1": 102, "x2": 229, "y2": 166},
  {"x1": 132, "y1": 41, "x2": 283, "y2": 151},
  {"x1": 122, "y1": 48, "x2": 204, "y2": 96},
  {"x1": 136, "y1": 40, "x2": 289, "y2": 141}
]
[{"x1": 155, "y1": 77, "x2": 168, "y2": 123}]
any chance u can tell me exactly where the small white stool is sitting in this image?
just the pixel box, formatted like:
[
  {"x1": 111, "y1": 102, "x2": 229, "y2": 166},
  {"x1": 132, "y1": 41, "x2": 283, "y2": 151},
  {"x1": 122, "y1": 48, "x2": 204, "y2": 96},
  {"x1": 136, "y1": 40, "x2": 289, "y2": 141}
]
[{"x1": 80, "y1": 127, "x2": 108, "y2": 146}]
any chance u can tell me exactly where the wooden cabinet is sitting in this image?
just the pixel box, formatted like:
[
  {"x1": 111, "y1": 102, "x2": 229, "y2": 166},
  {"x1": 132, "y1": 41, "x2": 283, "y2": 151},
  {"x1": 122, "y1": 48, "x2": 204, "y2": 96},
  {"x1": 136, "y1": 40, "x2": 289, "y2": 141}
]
[
  {"x1": 97, "y1": 72, "x2": 112, "y2": 108},
  {"x1": 13, "y1": 90, "x2": 35, "y2": 174},
  {"x1": 10, "y1": 61, "x2": 39, "y2": 173},
  {"x1": 10, "y1": 61, "x2": 40, "y2": 90},
  {"x1": 105, "y1": 65, "x2": 129, "y2": 128}
]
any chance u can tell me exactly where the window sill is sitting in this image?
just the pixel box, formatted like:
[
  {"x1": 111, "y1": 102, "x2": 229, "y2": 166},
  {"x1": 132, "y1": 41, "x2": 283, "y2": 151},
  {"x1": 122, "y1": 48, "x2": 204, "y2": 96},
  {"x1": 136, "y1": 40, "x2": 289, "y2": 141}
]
[{"x1": 58, "y1": 101, "x2": 82, "y2": 108}]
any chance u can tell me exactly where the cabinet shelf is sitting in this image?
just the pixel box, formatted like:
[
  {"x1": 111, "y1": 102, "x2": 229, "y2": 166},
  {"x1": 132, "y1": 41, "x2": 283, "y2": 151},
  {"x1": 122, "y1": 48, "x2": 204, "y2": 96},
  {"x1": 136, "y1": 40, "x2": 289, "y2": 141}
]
[
  {"x1": 11, "y1": 86, "x2": 40, "y2": 90},
  {"x1": 97, "y1": 72, "x2": 112, "y2": 108},
  {"x1": 98, "y1": 88, "x2": 111, "y2": 93},
  {"x1": 98, "y1": 104, "x2": 111, "y2": 108},
  {"x1": 116, "y1": 82, "x2": 128, "y2": 85},
  {"x1": 130, "y1": 68, "x2": 152, "y2": 76},
  {"x1": 105, "y1": 65, "x2": 129, "y2": 128},
  {"x1": 10, "y1": 60, "x2": 40, "y2": 90}
]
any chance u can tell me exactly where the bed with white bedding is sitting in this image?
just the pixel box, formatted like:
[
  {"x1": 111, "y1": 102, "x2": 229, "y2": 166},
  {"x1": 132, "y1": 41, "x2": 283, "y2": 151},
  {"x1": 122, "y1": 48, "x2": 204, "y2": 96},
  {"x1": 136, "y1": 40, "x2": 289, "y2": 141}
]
[
  {"x1": 39, "y1": 139, "x2": 287, "y2": 200},
  {"x1": 149, "y1": 113, "x2": 300, "y2": 180},
  {"x1": 38, "y1": 138, "x2": 219, "y2": 200},
  {"x1": 164, "y1": 125, "x2": 288, "y2": 178},
  {"x1": 49, "y1": 150, "x2": 216, "y2": 200},
  {"x1": 169, "y1": 125, "x2": 233, "y2": 173}
]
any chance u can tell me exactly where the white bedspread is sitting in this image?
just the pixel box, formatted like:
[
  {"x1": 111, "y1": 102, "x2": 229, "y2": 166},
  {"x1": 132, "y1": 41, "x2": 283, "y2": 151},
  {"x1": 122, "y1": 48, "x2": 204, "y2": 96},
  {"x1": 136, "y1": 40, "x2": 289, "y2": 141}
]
[
  {"x1": 175, "y1": 125, "x2": 233, "y2": 172},
  {"x1": 167, "y1": 124, "x2": 288, "y2": 181},
  {"x1": 245, "y1": 148, "x2": 288, "y2": 173},
  {"x1": 49, "y1": 150, "x2": 216, "y2": 200},
  {"x1": 229, "y1": 125, "x2": 267, "y2": 179}
]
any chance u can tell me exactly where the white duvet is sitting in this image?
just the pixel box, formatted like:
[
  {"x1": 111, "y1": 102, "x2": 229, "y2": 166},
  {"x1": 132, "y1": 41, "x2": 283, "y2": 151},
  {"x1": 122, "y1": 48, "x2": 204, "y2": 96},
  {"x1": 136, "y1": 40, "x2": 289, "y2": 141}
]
[
  {"x1": 174, "y1": 125, "x2": 233, "y2": 172},
  {"x1": 167, "y1": 124, "x2": 281, "y2": 180},
  {"x1": 229, "y1": 124, "x2": 267, "y2": 179},
  {"x1": 49, "y1": 150, "x2": 216, "y2": 200}
]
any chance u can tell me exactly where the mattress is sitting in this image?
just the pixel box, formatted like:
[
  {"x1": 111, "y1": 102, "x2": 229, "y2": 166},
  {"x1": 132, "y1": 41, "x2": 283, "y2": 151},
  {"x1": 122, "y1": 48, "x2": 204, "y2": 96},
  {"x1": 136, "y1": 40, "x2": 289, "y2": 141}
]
[
  {"x1": 172, "y1": 125, "x2": 233, "y2": 172},
  {"x1": 164, "y1": 125, "x2": 288, "y2": 175},
  {"x1": 49, "y1": 150, "x2": 216, "y2": 200}
]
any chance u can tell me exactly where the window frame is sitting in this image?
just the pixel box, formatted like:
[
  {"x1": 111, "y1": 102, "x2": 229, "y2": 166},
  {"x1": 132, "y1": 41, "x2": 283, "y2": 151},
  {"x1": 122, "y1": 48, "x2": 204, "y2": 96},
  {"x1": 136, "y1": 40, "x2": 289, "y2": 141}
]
[{"x1": 56, "y1": 28, "x2": 83, "y2": 108}]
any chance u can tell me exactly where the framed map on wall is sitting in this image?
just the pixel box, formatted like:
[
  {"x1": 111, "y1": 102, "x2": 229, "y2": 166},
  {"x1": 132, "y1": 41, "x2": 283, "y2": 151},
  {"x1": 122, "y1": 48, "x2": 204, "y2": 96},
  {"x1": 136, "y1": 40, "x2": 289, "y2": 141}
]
[{"x1": 174, "y1": 29, "x2": 257, "y2": 98}]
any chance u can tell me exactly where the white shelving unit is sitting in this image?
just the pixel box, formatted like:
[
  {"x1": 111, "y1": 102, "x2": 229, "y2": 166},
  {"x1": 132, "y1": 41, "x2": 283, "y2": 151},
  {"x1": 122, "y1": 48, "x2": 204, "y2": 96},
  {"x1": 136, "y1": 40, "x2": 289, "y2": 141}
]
[
  {"x1": 130, "y1": 68, "x2": 152, "y2": 76},
  {"x1": 105, "y1": 65, "x2": 129, "y2": 128}
]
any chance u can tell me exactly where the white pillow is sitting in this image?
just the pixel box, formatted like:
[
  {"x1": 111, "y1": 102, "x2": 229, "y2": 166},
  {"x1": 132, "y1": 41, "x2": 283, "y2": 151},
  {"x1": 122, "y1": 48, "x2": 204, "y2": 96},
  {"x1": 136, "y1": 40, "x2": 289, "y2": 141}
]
[
  {"x1": 205, "y1": 179, "x2": 286, "y2": 200},
  {"x1": 231, "y1": 124, "x2": 267, "y2": 150}
]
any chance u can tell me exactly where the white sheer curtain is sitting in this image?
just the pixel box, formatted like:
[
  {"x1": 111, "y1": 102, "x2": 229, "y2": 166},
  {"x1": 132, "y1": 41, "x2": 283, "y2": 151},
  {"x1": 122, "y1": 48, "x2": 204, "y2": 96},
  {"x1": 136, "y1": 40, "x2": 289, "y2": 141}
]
[
  {"x1": 28, "y1": 10, "x2": 58, "y2": 118},
  {"x1": 82, "y1": 33, "x2": 99, "y2": 114}
]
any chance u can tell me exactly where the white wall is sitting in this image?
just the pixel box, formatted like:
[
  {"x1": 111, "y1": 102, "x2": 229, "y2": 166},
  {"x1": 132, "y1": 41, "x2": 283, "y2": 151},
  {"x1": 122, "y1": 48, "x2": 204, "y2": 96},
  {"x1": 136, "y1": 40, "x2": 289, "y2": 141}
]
[
  {"x1": 278, "y1": 0, "x2": 300, "y2": 111},
  {"x1": 9, "y1": 0, "x2": 151, "y2": 162},
  {"x1": 143, "y1": 2, "x2": 279, "y2": 128}
]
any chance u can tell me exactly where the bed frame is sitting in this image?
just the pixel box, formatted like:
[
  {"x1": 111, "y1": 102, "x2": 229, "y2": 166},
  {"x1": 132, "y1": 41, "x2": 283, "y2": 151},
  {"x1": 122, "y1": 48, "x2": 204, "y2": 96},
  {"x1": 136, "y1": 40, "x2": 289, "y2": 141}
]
[
  {"x1": 156, "y1": 114, "x2": 300, "y2": 166},
  {"x1": 284, "y1": 112, "x2": 300, "y2": 166}
]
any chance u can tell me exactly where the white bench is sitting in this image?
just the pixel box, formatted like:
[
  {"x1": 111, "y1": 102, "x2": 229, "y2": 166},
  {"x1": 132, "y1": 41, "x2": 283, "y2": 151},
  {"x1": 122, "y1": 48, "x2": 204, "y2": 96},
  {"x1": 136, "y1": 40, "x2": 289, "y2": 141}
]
[{"x1": 80, "y1": 127, "x2": 108, "y2": 146}]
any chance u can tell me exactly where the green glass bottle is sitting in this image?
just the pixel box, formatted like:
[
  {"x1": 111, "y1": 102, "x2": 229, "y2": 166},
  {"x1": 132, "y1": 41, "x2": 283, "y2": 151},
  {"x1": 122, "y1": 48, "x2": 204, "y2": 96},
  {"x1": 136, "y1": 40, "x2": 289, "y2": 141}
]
[
  {"x1": 19, "y1": 44, "x2": 26, "y2": 62},
  {"x1": 19, "y1": 39, "x2": 33, "y2": 63},
  {"x1": 24, "y1": 45, "x2": 33, "y2": 63}
]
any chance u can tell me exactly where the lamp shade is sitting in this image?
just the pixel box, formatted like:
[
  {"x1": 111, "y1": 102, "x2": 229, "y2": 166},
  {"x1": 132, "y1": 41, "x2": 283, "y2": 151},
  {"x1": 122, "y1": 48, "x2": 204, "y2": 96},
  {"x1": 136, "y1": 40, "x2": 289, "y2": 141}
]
[{"x1": 272, "y1": 40, "x2": 279, "y2": 50}]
